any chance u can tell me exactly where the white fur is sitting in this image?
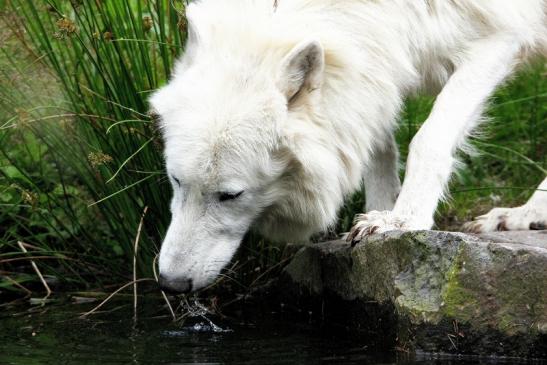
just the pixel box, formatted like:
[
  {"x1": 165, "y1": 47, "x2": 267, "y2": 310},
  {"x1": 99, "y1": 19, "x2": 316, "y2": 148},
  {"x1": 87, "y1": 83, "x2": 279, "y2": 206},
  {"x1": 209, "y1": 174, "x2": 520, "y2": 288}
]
[
  {"x1": 464, "y1": 177, "x2": 547, "y2": 233},
  {"x1": 150, "y1": 0, "x2": 547, "y2": 290}
]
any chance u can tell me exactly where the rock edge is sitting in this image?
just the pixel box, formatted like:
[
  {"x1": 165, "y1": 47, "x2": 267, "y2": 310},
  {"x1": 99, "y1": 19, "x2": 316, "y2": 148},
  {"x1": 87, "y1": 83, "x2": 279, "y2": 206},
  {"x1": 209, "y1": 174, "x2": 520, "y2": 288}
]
[{"x1": 277, "y1": 230, "x2": 547, "y2": 358}]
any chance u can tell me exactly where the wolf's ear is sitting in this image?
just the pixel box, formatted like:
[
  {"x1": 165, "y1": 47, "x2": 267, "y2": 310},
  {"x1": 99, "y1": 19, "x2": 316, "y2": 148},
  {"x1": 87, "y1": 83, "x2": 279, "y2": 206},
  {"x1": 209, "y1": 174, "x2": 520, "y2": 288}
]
[{"x1": 277, "y1": 40, "x2": 324, "y2": 104}]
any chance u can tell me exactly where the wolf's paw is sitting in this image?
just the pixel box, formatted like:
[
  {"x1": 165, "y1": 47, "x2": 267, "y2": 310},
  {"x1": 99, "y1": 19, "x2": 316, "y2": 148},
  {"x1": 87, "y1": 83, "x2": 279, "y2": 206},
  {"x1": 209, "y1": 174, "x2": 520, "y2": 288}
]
[
  {"x1": 346, "y1": 210, "x2": 420, "y2": 246},
  {"x1": 462, "y1": 206, "x2": 547, "y2": 233}
]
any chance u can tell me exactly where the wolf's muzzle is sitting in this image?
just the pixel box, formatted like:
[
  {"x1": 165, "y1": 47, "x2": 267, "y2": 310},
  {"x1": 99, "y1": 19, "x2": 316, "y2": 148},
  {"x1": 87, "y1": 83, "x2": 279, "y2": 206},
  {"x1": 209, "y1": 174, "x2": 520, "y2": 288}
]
[{"x1": 158, "y1": 274, "x2": 193, "y2": 294}]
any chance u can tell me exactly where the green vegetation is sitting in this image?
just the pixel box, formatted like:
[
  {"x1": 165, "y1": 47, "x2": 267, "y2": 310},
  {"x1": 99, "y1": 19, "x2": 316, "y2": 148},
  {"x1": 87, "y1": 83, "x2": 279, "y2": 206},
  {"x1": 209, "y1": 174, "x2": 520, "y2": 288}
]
[
  {"x1": 0, "y1": 1, "x2": 545, "y2": 299},
  {"x1": 1, "y1": 0, "x2": 185, "y2": 295}
]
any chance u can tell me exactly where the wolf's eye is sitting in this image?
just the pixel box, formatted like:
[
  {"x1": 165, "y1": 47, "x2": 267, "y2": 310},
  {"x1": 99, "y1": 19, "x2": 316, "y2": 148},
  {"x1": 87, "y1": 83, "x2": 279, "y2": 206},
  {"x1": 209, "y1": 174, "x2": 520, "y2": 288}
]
[
  {"x1": 171, "y1": 175, "x2": 181, "y2": 187},
  {"x1": 218, "y1": 191, "x2": 244, "y2": 202}
]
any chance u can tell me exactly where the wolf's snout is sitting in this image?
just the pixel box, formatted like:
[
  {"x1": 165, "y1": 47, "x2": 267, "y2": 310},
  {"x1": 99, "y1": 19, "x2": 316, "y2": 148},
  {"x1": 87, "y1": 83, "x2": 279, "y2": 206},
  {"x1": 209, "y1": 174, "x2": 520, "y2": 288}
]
[{"x1": 158, "y1": 274, "x2": 193, "y2": 294}]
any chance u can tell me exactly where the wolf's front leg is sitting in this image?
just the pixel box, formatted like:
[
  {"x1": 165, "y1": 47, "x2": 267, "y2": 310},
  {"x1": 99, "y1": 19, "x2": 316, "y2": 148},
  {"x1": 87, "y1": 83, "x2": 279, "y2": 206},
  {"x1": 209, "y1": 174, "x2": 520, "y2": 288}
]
[
  {"x1": 348, "y1": 35, "x2": 521, "y2": 245},
  {"x1": 463, "y1": 177, "x2": 547, "y2": 233},
  {"x1": 363, "y1": 135, "x2": 401, "y2": 212}
]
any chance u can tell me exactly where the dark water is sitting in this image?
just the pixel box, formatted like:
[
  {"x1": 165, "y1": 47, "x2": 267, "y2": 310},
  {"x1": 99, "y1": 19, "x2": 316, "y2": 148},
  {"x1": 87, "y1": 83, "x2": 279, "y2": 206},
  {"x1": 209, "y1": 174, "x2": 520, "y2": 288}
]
[{"x1": 0, "y1": 301, "x2": 533, "y2": 365}]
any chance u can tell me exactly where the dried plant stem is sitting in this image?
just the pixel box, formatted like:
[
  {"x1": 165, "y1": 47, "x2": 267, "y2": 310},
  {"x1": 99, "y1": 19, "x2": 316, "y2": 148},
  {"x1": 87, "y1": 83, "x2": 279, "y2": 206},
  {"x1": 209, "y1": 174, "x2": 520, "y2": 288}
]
[
  {"x1": 81, "y1": 278, "x2": 156, "y2": 318},
  {"x1": 133, "y1": 206, "x2": 149, "y2": 321},
  {"x1": 4, "y1": 275, "x2": 32, "y2": 295},
  {"x1": 153, "y1": 254, "x2": 176, "y2": 320},
  {"x1": 17, "y1": 241, "x2": 51, "y2": 298}
]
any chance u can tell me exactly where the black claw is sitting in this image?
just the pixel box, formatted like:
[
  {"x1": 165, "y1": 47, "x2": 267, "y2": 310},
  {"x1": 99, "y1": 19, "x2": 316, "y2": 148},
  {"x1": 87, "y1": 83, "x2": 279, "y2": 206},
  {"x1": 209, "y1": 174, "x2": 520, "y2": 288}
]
[
  {"x1": 349, "y1": 229, "x2": 361, "y2": 247},
  {"x1": 347, "y1": 227, "x2": 359, "y2": 243},
  {"x1": 496, "y1": 221, "x2": 508, "y2": 231},
  {"x1": 530, "y1": 221, "x2": 546, "y2": 230}
]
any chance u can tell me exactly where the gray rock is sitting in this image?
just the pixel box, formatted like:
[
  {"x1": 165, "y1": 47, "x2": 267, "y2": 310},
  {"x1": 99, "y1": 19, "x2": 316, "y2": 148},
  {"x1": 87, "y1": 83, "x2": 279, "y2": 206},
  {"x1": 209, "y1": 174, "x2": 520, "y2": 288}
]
[{"x1": 278, "y1": 230, "x2": 547, "y2": 358}]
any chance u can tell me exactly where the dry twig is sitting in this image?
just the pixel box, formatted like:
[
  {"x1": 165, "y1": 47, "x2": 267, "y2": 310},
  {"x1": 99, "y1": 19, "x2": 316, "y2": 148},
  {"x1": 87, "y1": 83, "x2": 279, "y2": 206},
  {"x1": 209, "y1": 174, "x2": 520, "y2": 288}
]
[
  {"x1": 17, "y1": 241, "x2": 52, "y2": 298},
  {"x1": 80, "y1": 278, "x2": 156, "y2": 318},
  {"x1": 133, "y1": 206, "x2": 148, "y2": 321},
  {"x1": 3, "y1": 275, "x2": 32, "y2": 295}
]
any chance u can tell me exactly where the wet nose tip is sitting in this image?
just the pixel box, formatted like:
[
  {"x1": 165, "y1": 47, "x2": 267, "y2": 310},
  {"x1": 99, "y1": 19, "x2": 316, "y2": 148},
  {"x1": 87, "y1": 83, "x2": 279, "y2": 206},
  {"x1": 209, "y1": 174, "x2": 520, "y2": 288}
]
[{"x1": 158, "y1": 274, "x2": 193, "y2": 294}]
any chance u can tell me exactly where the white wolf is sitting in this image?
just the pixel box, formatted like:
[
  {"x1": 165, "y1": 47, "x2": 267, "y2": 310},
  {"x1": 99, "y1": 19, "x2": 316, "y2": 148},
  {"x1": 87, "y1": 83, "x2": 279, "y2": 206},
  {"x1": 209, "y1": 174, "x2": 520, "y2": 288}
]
[{"x1": 150, "y1": 0, "x2": 547, "y2": 293}]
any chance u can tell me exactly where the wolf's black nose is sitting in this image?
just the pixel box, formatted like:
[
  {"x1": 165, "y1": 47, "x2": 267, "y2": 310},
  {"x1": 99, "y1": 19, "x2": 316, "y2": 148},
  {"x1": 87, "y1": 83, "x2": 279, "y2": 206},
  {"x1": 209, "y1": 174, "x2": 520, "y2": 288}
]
[{"x1": 158, "y1": 274, "x2": 193, "y2": 294}]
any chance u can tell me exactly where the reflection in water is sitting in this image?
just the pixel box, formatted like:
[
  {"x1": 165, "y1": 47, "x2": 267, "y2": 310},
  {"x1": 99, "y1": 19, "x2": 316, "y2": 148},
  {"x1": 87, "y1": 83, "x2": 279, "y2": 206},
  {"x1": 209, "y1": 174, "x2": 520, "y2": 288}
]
[{"x1": 0, "y1": 302, "x2": 523, "y2": 365}]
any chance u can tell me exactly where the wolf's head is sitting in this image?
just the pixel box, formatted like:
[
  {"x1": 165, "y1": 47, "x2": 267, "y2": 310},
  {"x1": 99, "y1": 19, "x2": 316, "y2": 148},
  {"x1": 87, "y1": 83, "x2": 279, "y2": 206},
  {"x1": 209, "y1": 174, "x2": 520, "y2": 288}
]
[{"x1": 150, "y1": 25, "x2": 328, "y2": 293}]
